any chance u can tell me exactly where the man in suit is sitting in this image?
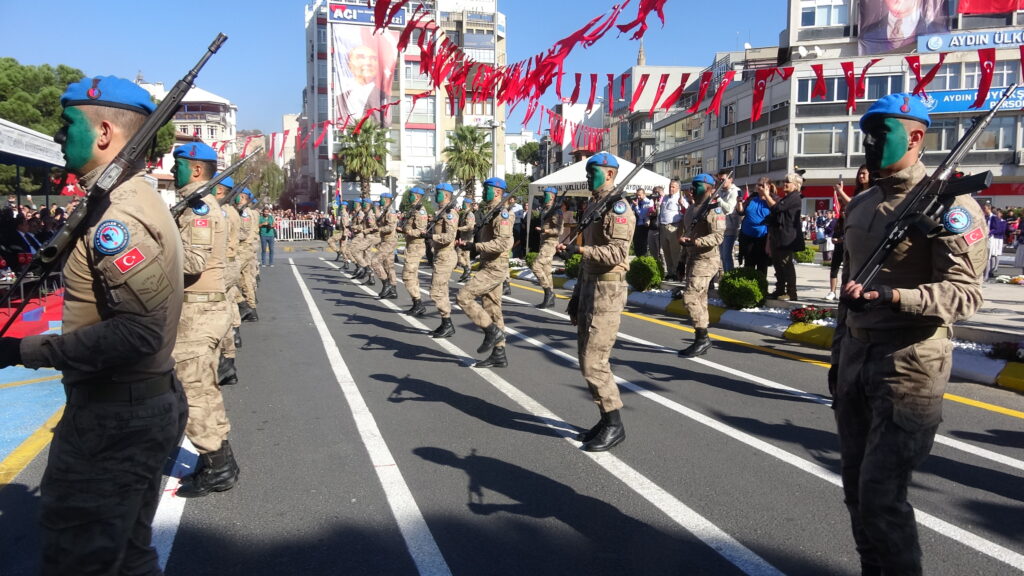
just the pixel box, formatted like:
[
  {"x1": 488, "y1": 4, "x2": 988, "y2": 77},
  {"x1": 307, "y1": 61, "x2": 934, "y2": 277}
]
[
  {"x1": 339, "y1": 44, "x2": 387, "y2": 126},
  {"x1": 859, "y1": 0, "x2": 948, "y2": 55}
]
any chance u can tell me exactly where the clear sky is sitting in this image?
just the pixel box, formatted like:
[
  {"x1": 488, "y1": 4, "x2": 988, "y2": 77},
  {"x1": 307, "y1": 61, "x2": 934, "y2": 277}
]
[{"x1": 0, "y1": 0, "x2": 783, "y2": 135}]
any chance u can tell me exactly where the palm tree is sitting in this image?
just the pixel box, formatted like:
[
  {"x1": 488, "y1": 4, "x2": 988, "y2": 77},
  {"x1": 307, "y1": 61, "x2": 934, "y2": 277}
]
[
  {"x1": 442, "y1": 124, "x2": 491, "y2": 193},
  {"x1": 336, "y1": 123, "x2": 393, "y2": 198}
]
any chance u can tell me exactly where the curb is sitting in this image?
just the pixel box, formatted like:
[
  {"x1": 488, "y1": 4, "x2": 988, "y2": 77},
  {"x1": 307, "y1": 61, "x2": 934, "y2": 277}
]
[{"x1": 622, "y1": 291, "x2": 1019, "y2": 389}]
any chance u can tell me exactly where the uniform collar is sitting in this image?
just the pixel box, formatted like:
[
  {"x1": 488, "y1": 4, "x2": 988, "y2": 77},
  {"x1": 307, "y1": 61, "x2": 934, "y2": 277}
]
[{"x1": 874, "y1": 161, "x2": 925, "y2": 197}]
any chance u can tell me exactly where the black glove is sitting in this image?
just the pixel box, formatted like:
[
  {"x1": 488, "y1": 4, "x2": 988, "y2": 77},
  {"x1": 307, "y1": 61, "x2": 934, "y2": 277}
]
[
  {"x1": 562, "y1": 243, "x2": 580, "y2": 258},
  {"x1": 422, "y1": 233, "x2": 433, "y2": 241},
  {"x1": 0, "y1": 337, "x2": 23, "y2": 368},
  {"x1": 841, "y1": 285, "x2": 895, "y2": 312},
  {"x1": 566, "y1": 285, "x2": 580, "y2": 325}
]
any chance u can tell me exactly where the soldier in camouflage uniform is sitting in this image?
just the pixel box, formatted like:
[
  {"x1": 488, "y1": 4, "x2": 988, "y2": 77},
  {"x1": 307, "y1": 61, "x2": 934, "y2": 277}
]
[
  {"x1": 832, "y1": 94, "x2": 988, "y2": 576},
  {"x1": 679, "y1": 173, "x2": 725, "y2": 358},
  {"x1": 349, "y1": 199, "x2": 369, "y2": 280},
  {"x1": 169, "y1": 141, "x2": 240, "y2": 498},
  {"x1": 457, "y1": 177, "x2": 513, "y2": 368},
  {"x1": 327, "y1": 201, "x2": 348, "y2": 262},
  {"x1": 425, "y1": 183, "x2": 459, "y2": 338},
  {"x1": 373, "y1": 193, "x2": 399, "y2": 299},
  {"x1": 358, "y1": 201, "x2": 381, "y2": 287},
  {"x1": 235, "y1": 188, "x2": 259, "y2": 321},
  {"x1": 456, "y1": 196, "x2": 476, "y2": 283},
  {"x1": 0, "y1": 76, "x2": 188, "y2": 576},
  {"x1": 402, "y1": 187, "x2": 429, "y2": 316},
  {"x1": 214, "y1": 177, "x2": 242, "y2": 386},
  {"x1": 531, "y1": 186, "x2": 564, "y2": 309},
  {"x1": 559, "y1": 152, "x2": 635, "y2": 452}
]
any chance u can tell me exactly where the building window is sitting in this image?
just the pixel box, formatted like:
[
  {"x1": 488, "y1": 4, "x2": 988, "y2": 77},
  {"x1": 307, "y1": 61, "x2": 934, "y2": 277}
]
[
  {"x1": 797, "y1": 123, "x2": 846, "y2": 155},
  {"x1": 931, "y1": 63, "x2": 960, "y2": 91},
  {"x1": 463, "y1": 48, "x2": 495, "y2": 63},
  {"x1": 317, "y1": 94, "x2": 328, "y2": 115},
  {"x1": 800, "y1": 0, "x2": 849, "y2": 27},
  {"x1": 207, "y1": 126, "x2": 218, "y2": 139},
  {"x1": 967, "y1": 115, "x2": 1014, "y2": 150},
  {"x1": 923, "y1": 119, "x2": 958, "y2": 152},
  {"x1": 722, "y1": 147, "x2": 736, "y2": 168},
  {"x1": 752, "y1": 131, "x2": 768, "y2": 162},
  {"x1": 964, "y1": 61, "x2": 1018, "y2": 90},
  {"x1": 770, "y1": 128, "x2": 788, "y2": 158},
  {"x1": 797, "y1": 74, "x2": 901, "y2": 103},
  {"x1": 737, "y1": 142, "x2": 749, "y2": 165},
  {"x1": 407, "y1": 129, "x2": 436, "y2": 157},
  {"x1": 410, "y1": 165, "x2": 435, "y2": 181},
  {"x1": 404, "y1": 95, "x2": 436, "y2": 124},
  {"x1": 317, "y1": 59, "x2": 327, "y2": 79}
]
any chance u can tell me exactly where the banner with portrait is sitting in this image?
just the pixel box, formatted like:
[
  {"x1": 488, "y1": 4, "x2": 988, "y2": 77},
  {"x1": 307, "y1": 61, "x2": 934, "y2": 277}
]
[
  {"x1": 332, "y1": 25, "x2": 399, "y2": 127},
  {"x1": 858, "y1": 0, "x2": 951, "y2": 55}
]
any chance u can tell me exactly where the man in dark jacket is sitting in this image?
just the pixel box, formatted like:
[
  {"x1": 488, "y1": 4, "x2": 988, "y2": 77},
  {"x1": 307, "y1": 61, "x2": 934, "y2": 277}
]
[{"x1": 766, "y1": 172, "x2": 805, "y2": 300}]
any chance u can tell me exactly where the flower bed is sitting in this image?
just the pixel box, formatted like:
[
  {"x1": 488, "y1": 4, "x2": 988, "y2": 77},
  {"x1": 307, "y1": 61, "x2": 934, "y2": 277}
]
[{"x1": 789, "y1": 306, "x2": 834, "y2": 324}]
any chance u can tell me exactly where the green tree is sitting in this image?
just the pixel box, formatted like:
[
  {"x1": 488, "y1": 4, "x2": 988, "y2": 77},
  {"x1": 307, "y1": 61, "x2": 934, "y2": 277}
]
[
  {"x1": 504, "y1": 173, "x2": 530, "y2": 203},
  {"x1": 442, "y1": 124, "x2": 491, "y2": 193},
  {"x1": 233, "y1": 149, "x2": 285, "y2": 206},
  {"x1": 337, "y1": 123, "x2": 392, "y2": 198},
  {"x1": 515, "y1": 141, "x2": 540, "y2": 167}
]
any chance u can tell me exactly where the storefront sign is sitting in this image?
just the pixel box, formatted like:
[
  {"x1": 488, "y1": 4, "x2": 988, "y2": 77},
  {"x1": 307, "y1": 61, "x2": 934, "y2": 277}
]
[
  {"x1": 919, "y1": 29, "x2": 1024, "y2": 52},
  {"x1": 327, "y1": 3, "x2": 406, "y2": 26},
  {"x1": 920, "y1": 86, "x2": 1024, "y2": 113}
]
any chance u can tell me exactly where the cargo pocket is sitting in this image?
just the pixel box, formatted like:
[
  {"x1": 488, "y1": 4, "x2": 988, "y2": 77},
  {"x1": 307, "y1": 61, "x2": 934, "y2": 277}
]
[
  {"x1": 889, "y1": 339, "x2": 949, "y2": 432},
  {"x1": 593, "y1": 281, "x2": 626, "y2": 314}
]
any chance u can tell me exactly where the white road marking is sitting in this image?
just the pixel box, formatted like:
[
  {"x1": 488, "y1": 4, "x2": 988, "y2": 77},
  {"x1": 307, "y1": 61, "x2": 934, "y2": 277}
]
[
  {"x1": 318, "y1": 258, "x2": 785, "y2": 576},
  {"x1": 152, "y1": 437, "x2": 197, "y2": 569},
  {"x1": 292, "y1": 259, "x2": 452, "y2": 576}
]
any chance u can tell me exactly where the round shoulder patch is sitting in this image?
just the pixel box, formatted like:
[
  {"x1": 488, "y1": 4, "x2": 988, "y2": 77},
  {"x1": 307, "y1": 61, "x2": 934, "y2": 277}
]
[
  {"x1": 500, "y1": 210, "x2": 510, "y2": 219},
  {"x1": 221, "y1": 209, "x2": 227, "y2": 218},
  {"x1": 94, "y1": 220, "x2": 130, "y2": 256},
  {"x1": 419, "y1": 208, "x2": 427, "y2": 215},
  {"x1": 714, "y1": 207, "x2": 723, "y2": 214},
  {"x1": 612, "y1": 200, "x2": 628, "y2": 215},
  {"x1": 241, "y1": 209, "x2": 249, "y2": 218},
  {"x1": 192, "y1": 203, "x2": 210, "y2": 216},
  {"x1": 942, "y1": 206, "x2": 971, "y2": 234},
  {"x1": 446, "y1": 212, "x2": 455, "y2": 220}
]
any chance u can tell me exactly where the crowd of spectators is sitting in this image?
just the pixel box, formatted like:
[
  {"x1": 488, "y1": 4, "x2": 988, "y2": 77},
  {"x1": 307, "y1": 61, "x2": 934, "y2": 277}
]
[{"x1": 0, "y1": 195, "x2": 78, "y2": 273}]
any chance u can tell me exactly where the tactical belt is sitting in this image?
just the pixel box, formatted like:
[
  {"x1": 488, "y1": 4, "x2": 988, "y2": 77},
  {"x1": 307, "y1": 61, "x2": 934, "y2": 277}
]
[
  {"x1": 585, "y1": 271, "x2": 626, "y2": 282},
  {"x1": 184, "y1": 292, "x2": 226, "y2": 303},
  {"x1": 227, "y1": 256, "x2": 236, "y2": 262},
  {"x1": 849, "y1": 325, "x2": 949, "y2": 344},
  {"x1": 67, "y1": 372, "x2": 176, "y2": 404}
]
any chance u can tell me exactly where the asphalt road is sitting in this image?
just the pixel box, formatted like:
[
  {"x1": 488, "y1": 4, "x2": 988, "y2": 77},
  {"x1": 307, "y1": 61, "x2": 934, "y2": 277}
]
[{"x1": 2, "y1": 247, "x2": 1022, "y2": 576}]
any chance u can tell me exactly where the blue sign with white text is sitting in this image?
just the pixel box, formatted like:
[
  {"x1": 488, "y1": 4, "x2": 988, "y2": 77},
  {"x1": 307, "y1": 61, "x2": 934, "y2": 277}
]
[
  {"x1": 919, "y1": 87, "x2": 1024, "y2": 114},
  {"x1": 327, "y1": 3, "x2": 406, "y2": 26},
  {"x1": 919, "y1": 29, "x2": 1024, "y2": 53}
]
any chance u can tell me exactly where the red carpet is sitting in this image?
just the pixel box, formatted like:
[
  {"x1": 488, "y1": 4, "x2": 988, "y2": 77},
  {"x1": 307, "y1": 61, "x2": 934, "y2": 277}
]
[{"x1": 0, "y1": 291, "x2": 63, "y2": 338}]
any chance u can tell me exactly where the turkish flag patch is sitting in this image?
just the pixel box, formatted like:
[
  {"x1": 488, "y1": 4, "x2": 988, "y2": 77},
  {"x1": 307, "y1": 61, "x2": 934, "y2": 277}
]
[
  {"x1": 963, "y1": 226, "x2": 985, "y2": 246},
  {"x1": 114, "y1": 247, "x2": 146, "y2": 274},
  {"x1": 194, "y1": 218, "x2": 209, "y2": 228},
  {"x1": 616, "y1": 217, "x2": 627, "y2": 224}
]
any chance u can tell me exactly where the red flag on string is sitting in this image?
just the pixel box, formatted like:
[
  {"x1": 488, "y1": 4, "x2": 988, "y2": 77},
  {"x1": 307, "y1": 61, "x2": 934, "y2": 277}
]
[
  {"x1": 857, "y1": 59, "x2": 882, "y2": 98},
  {"x1": 523, "y1": 99, "x2": 539, "y2": 127},
  {"x1": 314, "y1": 120, "x2": 331, "y2": 148},
  {"x1": 268, "y1": 133, "x2": 276, "y2": 158},
  {"x1": 907, "y1": 53, "x2": 947, "y2": 96},
  {"x1": 607, "y1": 74, "x2": 616, "y2": 115},
  {"x1": 629, "y1": 73, "x2": 650, "y2": 113},
  {"x1": 648, "y1": 73, "x2": 669, "y2": 118},
  {"x1": 586, "y1": 73, "x2": 598, "y2": 111},
  {"x1": 841, "y1": 61, "x2": 857, "y2": 112},
  {"x1": 659, "y1": 73, "x2": 690, "y2": 110},
  {"x1": 751, "y1": 68, "x2": 775, "y2": 123},
  {"x1": 279, "y1": 130, "x2": 290, "y2": 158},
  {"x1": 396, "y1": 5, "x2": 426, "y2": 52},
  {"x1": 706, "y1": 71, "x2": 736, "y2": 116},
  {"x1": 242, "y1": 135, "x2": 254, "y2": 157},
  {"x1": 971, "y1": 48, "x2": 997, "y2": 108},
  {"x1": 569, "y1": 73, "x2": 582, "y2": 105},
  {"x1": 686, "y1": 71, "x2": 713, "y2": 114},
  {"x1": 811, "y1": 64, "x2": 828, "y2": 99},
  {"x1": 619, "y1": 73, "x2": 630, "y2": 100},
  {"x1": 774, "y1": 67, "x2": 795, "y2": 81},
  {"x1": 617, "y1": 0, "x2": 669, "y2": 40},
  {"x1": 958, "y1": 0, "x2": 1024, "y2": 14},
  {"x1": 373, "y1": 0, "x2": 393, "y2": 31}
]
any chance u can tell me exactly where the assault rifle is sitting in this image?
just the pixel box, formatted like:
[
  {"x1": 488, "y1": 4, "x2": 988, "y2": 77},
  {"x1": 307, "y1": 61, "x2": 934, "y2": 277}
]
[
  {"x1": 472, "y1": 179, "x2": 529, "y2": 236},
  {"x1": 849, "y1": 84, "x2": 1018, "y2": 292},
  {"x1": 0, "y1": 33, "x2": 228, "y2": 337},
  {"x1": 562, "y1": 146, "x2": 659, "y2": 247},
  {"x1": 686, "y1": 170, "x2": 733, "y2": 238},
  {"x1": 169, "y1": 147, "x2": 261, "y2": 219},
  {"x1": 425, "y1": 189, "x2": 464, "y2": 235}
]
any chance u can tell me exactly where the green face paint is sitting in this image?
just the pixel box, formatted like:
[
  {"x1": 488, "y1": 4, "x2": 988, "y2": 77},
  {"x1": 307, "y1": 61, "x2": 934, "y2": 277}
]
[
  {"x1": 58, "y1": 108, "x2": 95, "y2": 173},
  {"x1": 483, "y1": 185, "x2": 496, "y2": 202},
  {"x1": 586, "y1": 165, "x2": 606, "y2": 192},
  {"x1": 693, "y1": 182, "x2": 708, "y2": 198},
  {"x1": 173, "y1": 157, "x2": 192, "y2": 188},
  {"x1": 863, "y1": 117, "x2": 909, "y2": 171},
  {"x1": 435, "y1": 190, "x2": 445, "y2": 204}
]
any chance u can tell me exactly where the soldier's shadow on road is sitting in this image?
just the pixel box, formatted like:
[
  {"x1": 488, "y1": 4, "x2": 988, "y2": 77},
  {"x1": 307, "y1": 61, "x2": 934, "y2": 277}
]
[
  {"x1": 333, "y1": 314, "x2": 420, "y2": 335},
  {"x1": 0, "y1": 483, "x2": 41, "y2": 576},
  {"x1": 377, "y1": 373, "x2": 567, "y2": 439},
  {"x1": 351, "y1": 333, "x2": 463, "y2": 365}
]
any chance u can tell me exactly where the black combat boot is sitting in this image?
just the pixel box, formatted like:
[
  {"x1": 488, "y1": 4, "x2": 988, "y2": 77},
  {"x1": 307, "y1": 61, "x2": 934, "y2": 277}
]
[
  {"x1": 431, "y1": 317, "x2": 456, "y2": 339},
  {"x1": 577, "y1": 416, "x2": 605, "y2": 443},
  {"x1": 246, "y1": 308, "x2": 259, "y2": 322},
  {"x1": 502, "y1": 280, "x2": 511, "y2": 295},
  {"x1": 539, "y1": 288, "x2": 556, "y2": 309},
  {"x1": 176, "y1": 441, "x2": 240, "y2": 498},
  {"x1": 473, "y1": 345, "x2": 507, "y2": 368},
  {"x1": 476, "y1": 323, "x2": 504, "y2": 353},
  {"x1": 334, "y1": 252, "x2": 341, "y2": 261},
  {"x1": 233, "y1": 327, "x2": 242, "y2": 348},
  {"x1": 376, "y1": 282, "x2": 391, "y2": 299},
  {"x1": 458, "y1": 269, "x2": 471, "y2": 283},
  {"x1": 238, "y1": 302, "x2": 253, "y2": 322},
  {"x1": 353, "y1": 266, "x2": 367, "y2": 280},
  {"x1": 405, "y1": 298, "x2": 427, "y2": 317},
  {"x1": 384, "y1": 284, "x2": 398, "y2": 299},
  {"x1": 363, "y1": 271, "x2": 376, "y2": 287},
  {"x1": 679, "y1": 328, "x2": 712, "y2": 358},
  {"x1": 582, "y1": 410, "x2": 625, "y2": 452},
  {"x1": 218, "y1": 356, "x2": 238, "y2": 387},
  {"x1": 342, "y1": 260, "x2": 351, "y2": 271}
]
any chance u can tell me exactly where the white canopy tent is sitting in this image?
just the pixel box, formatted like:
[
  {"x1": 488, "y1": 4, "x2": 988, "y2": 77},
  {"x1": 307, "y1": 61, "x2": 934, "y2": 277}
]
[{"x1": 525, "y1": 154, "x2": 669, "y2": 243}]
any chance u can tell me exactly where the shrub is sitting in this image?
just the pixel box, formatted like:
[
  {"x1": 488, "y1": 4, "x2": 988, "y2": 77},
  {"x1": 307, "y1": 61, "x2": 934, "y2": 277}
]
[
  {"x1": 525, "y1": 251, "x2": 538, "y2": 268},
  {"x1": 795, "y1": 246, "x2": 817, "y2": 263},
  {"x1": 719, "y1": 268, "x2": 768, "y2": 309},
  {"x1": 626, "y1": 255, "x2": 662, "y2": 292},
  {"x1": 564, "y1": 254, "x2": 582, "y2": 279},
  {"x1": 988, "y1": 341, "x2": 1024, "y2": 362},
  {"x1": 790, "y1": 306, "x2": 834, "y2": 323}
]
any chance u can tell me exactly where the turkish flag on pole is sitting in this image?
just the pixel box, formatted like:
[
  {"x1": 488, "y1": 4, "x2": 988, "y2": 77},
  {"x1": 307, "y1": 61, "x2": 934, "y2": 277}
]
[
  {"x1": 841, "y1": 61, "x2": 858, "y2": 112},
  {"x1": 832, "y1": 186, "x2": 842, "y2": 219},
  {"x1": 686, "y1": 71, "x2": 713, "y2": 114},
  {"x1": 607, "y1": 74, "x2": 616, "y2": 115},
  {"x1": 628, "y1": 73, "x2": 650, "y2": 113},
  {"x1": 971, "y1": 48, "x2": 997, "y2": 109},
  {"x1": 907, "y1": 53, "x2": 948, "y2": 96},
  {"x1": 958, "y1": 0, "x2": 1024, "y2": 14},
  {"x1": 811, "y1": 64, "x2": 828, "y2": 99},
  {"x1": 569, "y1": 73, "x2": 582, "y2": 105},
  {"x1": 750, "y1": 68, "x2": 775, "y2": 123},
  {"x1": 586, "y1": 73, "x2": 598, "y2": 111},
  {"x1": 648, "y1": 73, "x2": 670, "y2": 118},
  {"x1": 659, "y1": 73, "x2": 689, "y2": 110},
  {"x1": 706, "y1": 70, "x2": 736, "y2": 116}
]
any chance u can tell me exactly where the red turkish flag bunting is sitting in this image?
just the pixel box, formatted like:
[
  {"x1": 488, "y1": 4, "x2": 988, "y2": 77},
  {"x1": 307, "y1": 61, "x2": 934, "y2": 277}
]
[
  {"x1": 811, "y1": 64, "x2": 828, "y2": 99},
  {"x1": 619, "y1": 73, "x2": 630, "y2": 100},
  {"x1": 686, "y1": 71, "x2": 713, "y2": 114},
  {"x1": 958, "y1": 0, "x2": 1024, "y2": 14},
  {"x1": 659, "y1": 73, "x2": 689, "y2": 110},
  {"x1": 971, "y1": 48, "x2": 997, "y2": 108},
  {"x1": 648, "y1": 73, "x2": 670, "y2": 118},
  {"x1": 629, "y1": 73, "x2": 650, "y2": 113},
  {"x1": 751, "y1": 68, "x2": 775, "y2": 123},
  {"x1": 841, "y1": 61, "x2": 857, "y2": 112},
  {"x1": 906, "y1": 53, "x2": 947, "y2": 96},
  {"x1": 569, "y1": 73, "x2": 582, "y2": 105},
  {"x1": 706, "y1": 70, "x2": 736, "y2": 116},
  {"x1": 607, "y1": 74, "x2": 616, "y2": 115},
  {"x1": 617, "y1": 0, "x2": 669, "y2": 40},
  {"x1": 586, "y1": 73, "x2": 598, "y2": 111},
  {"x1": 857, "y1": 59, "x2": 882, "y2": 98}
]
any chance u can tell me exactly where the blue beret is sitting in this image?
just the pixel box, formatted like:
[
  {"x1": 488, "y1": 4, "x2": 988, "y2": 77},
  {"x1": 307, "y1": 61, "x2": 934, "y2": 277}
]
[
  {"x1": 543, "y1": 187, "x2": 557, "y2": 194},
  {"x1": 372, "y1": 201, "x2": 380, "y2": 206},
  {"x1": 174, "y1": 142, "x2": 218, "y2": 162},
  {"x1": 586, "y1": 152, "x2": 618, "y2": 168},
  {"x1": 860, "y1": 93, "x2": 931, "y2": 130},
  {"x1": 341, "y1": 201, "x2": 348, "y2": 206},
  {"x1": 463, "y1": 197, "x2": 474, "y2": 204},
  {"x1": 241, "y1": 187, "x2": 254, "y2": 200},
  {"x1": 381, "y1": 192, "x2": 393, "y2": 199},
  {"x1": 436, "y1": 182, "x2": 455, "y2": 193},
  {"x1": 411, "y1": 187, "x2": 425, "y2": 195},
  {"x1": 483, "y1": 177, "x2": 507, "y2": 190},
  {"x1": 215, "y1": 175, "x2": 234, "y2": 188},
  {"x1": 353, "y1": 198, "x2": 362, "y2": 204},
  {"x1": 61, "y1": 75, "x2": 156, "y2": 115},
  {"x1": 692, "y1": 173, "x2": 715, "y2": 186}
]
